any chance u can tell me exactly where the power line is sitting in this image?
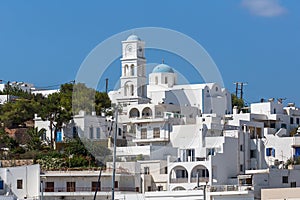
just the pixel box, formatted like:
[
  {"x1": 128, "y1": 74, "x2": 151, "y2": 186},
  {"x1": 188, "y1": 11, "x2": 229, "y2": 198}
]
[{"x1": 233, "y1": 82, "x2": 248, "y2": 100}]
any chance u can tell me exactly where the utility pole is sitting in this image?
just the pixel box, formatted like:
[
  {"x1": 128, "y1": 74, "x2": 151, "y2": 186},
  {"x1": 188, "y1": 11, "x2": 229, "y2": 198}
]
[
  {"x1": 234, "y1": 82, "x2": 247, "y2": 100},
  {"x1": 111, "y1": 105, "x2": 118, "y2": 200},
  {"x1": 105, "y1": 78, "x2": 109, "y2": 94}
]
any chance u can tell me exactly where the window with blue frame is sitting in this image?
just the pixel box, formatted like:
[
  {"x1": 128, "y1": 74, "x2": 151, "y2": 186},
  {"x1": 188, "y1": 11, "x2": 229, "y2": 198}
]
[
  {"x1": 294, "y1": 147, "x2": 300, "y2": 159},
  {"x1": 266, "y1": 148, "x2": 275, "y2": 157}
]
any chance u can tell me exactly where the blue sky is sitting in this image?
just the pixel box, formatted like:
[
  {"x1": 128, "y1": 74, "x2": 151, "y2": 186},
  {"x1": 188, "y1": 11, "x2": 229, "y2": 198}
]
[{"x1": 0, "y1": 1, "x2": 299, "y2": 105}]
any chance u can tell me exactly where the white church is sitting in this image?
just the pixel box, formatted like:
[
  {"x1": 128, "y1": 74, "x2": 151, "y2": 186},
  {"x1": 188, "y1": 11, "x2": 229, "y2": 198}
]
[{"x1": 109, "y1": 34, "x2": 232, "y2": 117}]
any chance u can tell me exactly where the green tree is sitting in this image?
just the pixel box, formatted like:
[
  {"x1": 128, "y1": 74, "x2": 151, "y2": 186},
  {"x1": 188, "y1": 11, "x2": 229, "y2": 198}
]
[
  {"x1": 231, "y1": 94, "x2": 245, "y2": 110},
  {"x1": 26, "y1": 127, "x2": 46, "y2": 151},
  {"x1": 0, "y1": 99, "x2": 39, "y2": 128},
  {"x1": 0, "y1": 128, "x2": 18, "y2": 149}
]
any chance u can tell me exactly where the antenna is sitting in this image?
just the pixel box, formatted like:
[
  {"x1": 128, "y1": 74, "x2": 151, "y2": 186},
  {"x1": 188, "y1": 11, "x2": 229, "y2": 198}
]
[{"x1": 233, "y1": 82, "x2": 248, "y2": 100}]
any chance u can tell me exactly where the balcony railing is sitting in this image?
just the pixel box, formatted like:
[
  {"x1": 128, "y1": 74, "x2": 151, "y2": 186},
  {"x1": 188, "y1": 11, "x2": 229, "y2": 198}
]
[
  {"x1": 170, "y1": 178, "x2": 188, "y2": 183},
  {"x1": 207, "y1": 185, "x2": 253, "y2": 192},
  {"x1": 190, "y1": 177, "x2": 209, "y2": 183},
  {"x1": 44, "y1": 186, "x2": 136, "y2": 192}
]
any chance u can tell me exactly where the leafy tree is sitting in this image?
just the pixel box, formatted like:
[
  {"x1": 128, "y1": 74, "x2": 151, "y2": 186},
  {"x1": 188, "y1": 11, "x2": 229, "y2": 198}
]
[
  {"x1": 95, "y1": 92, "x2": 111, "y2": 115},
  {"x1": 26, "y1": 127, "x2": 46, "y2": 151},
  {"x1": 38, "y1": 84, "x2": 73, "y2": 148},
  {"x1": 0, "y1": 99, "x2": 39, "y2": 128},
  {"x1": 231, "y1": 94, "x2": 245, "y2": 111},
  {"x1": 0, "y1": 128, "x2": 18, "y2": 149},
  {"x1": 72, "y1": 83, "x2": 111, "y2": 115}
]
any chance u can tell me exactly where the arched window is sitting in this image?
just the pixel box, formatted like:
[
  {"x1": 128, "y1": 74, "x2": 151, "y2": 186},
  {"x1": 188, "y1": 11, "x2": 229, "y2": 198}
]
[
  {"x1": 131, "y1": 85, "x2": 134, "y2": 96},
  {"x1": 129, "y1": 108, "x2": 140, "y2": 118},
  {"x1": 142, "y1": 107, "x2": 153, "y2": 118},
  {"x1": 165, "y1": 77, "x2": 168, "y2": 84},
  {"x1": 131, "y1": 64, "x2": 135, "y2": 76},
  {"x1": 155, "y1": 76, "x2": 158, "y2": 85},
  {"x1": 124, "y1": 65, "x2": 128, "y2": 76},
  {"x1": 124, "y1": 84, "x2": 128, "y2": 96}
]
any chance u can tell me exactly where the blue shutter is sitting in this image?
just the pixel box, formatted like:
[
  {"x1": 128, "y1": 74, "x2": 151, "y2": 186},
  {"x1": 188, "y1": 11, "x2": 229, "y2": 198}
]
[
  {"x1": 271, "y1": 148, "x2": 275, "y2": 157},
  {"x1": 0, "y1": 180, "x2": 3, "y2": 189},
  {"x1": 266, "y1": 148, "x2": 271, "y2": 156},
  {"x1": 56, "y1": 132, "x2": 62, "y2": 142},
  {"x1": 295, "y1": 147, "x2": 300, "y2": 157}
]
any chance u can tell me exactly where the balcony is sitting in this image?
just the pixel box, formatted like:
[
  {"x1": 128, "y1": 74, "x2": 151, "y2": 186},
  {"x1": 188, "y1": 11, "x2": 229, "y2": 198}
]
[
  {"x1": 170, "y1": 178, "x2": 188, "y2": 184},
  {"x1": 44, "y1": 187, "x2": 92, "y2": 192},
  {"x1": 190, "y1": 177, "x2": 209, "y2": 183},
  {"x1": 44, "y1": 186, "x2": 136, "y2": 193}
]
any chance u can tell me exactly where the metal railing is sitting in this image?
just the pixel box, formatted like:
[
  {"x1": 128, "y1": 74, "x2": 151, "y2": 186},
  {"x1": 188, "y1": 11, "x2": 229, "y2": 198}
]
[
  {"x1": 190, "y1": 177, "x2": 209, "y2": 183},
  {"x1": 44, "y1": 186, "x2": 136, "y2": 192},
  {"x1": 170, "y1": 178, "x2": 188, "y2": 183}
]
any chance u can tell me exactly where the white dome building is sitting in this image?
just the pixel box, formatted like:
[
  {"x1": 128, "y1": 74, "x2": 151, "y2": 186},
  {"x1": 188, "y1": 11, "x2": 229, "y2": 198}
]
[{"x1": 149, "y1": 63, "x2": 177, "y2": 88}]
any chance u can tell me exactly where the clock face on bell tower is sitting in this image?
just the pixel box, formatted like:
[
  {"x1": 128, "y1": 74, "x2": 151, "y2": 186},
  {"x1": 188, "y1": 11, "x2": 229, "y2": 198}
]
[{"x1": 125, "y1": 44, "x2": 134, "y2": 57}]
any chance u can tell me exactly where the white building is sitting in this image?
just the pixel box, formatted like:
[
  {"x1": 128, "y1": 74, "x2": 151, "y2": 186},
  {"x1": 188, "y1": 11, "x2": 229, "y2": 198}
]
[
  {"x1": 31, "y1": 89, "x2": 59, "y2": 97},
  {"x1": 0, "y1": 165, "x2": 40, "y2": 200}
]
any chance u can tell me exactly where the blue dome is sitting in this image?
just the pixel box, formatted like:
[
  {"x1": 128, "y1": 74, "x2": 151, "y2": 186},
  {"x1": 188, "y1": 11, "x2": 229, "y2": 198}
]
[
  {"x1": 126, "y1": 34, "x2": 141, "y2": 41},
  {"x1": 152, "y1": 64, "x2": 174, "y2": 73}
]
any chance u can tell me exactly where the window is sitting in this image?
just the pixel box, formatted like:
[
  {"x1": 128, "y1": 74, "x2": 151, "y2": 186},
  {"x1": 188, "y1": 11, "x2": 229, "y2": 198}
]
[
  {"x1": 45, "y1": 182, "x2": 54, "y2": 192},
  {"x1": 281, "y1": 123, "x2": 287, "y2": 129},
  {"x1": 72, "y1": 127, "x2": 77, "y2": 138},
  {"x1": 291, "y1": 182, "x2": 296, "y2": 188},
  {"x1": 153, "y1": 128, "x2": 160, "y2": 138},
  {"x1": 164, "y1": 77, "x2": 168, "y2": 84},
  {"x1": 0, "y1": 180, "x2": 3, "y2": 190},
  {"x1": 240, "y1": 165, "x2": 244, "y2": 172},
  {"x1": 250, "y1": 150, "x2": 256, "y2": 158},
  {"x1": 67, "y1": 182, "x2": 76, "y2": 192},
  {"x1": 290, "y1": 117, "x2": 294, "y2": 125},
  {"x1": 239, "y1": 178, "x2": 252, "y2": 186},
  {"x1": 158, "y1": 186, "x2": 163, "y2": 191},
  {"x1": 148, "y1": 186, "x2": 152, "y2": 191},
  {"x1": 270, "y1": 123, "x2": 276, "y2": 128},
  {"x1": 216, "y1": 87, "x2": 218, "y2": 92},
  {"x1": 114, "y1": 181, "x2": 118, "y2": 188},
  {"x1": 17, "y1": 179, "x2": 23, "y2": 189},
  {"x1": 266, "y1": 148, "x2": 275, "y2": 157},
  {"x1": 96, "y1": 128, "x2": 101, "y2": 139},
  {"x1": 240, "y1": 145, "x2": 244, "y2": 152},
  {"x1": 89, "y1": 127, "x2": 94, "y2": 139},
  {"x1": 124, "y1": 84, "x2": 128, "y2": 96},
  {"x1": 116, "y1": 128, "x2": 121, "y2": 136},
  {"x1": 282, "y1": 176, "x2": 288, "y2": 184},
  {"x1": 297, "y1": 118, "x2": 300, "y2": 125},
  {"x1": 155, "y1": 76, "x2": 158, "y2": 85},
  {"x1": 208, "y1": 148, "x2": 215, "y2": 156},
  {"x1": 164, "y1": 167, "x2": 168, "y2": 174},
  {"x1": 131, "y1": 65, "x2": 134, "y2": 76},
  {"x1": 92, "y1": 181, "x2": 101, "y2": 191},
  {"x1": 141, "y1": 128, "x2": 147, "y2": 139},
  {"x1": 124, "y1": 65, "x2": 128, "y2": 76},
  {"x1": 41, "y1": 130, "x2": 47, "y2": 140},
  {"x1": 274, "y1": 108, "x2": 276, "y2": 114},
  {"x1": 144, "y1": 167, "x2": 150, "y2": 175},
  {"x1": 131, "y1": 85, "x2": 134, "y2": 96}
]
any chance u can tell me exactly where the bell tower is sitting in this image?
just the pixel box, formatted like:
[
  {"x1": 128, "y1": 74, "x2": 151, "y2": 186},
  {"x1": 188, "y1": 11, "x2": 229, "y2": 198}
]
[{"x1": 118, "y1": 35, "x2": 148, "y2": 104}]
